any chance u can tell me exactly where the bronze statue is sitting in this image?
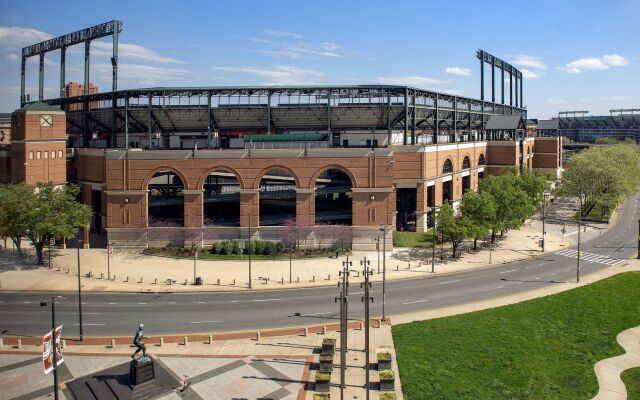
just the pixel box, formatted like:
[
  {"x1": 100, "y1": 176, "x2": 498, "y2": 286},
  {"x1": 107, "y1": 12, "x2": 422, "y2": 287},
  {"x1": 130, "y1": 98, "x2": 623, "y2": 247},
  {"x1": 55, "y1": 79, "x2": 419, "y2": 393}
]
[{"x1": 131, "y1": 323, "x2": 146, "y2": 359}]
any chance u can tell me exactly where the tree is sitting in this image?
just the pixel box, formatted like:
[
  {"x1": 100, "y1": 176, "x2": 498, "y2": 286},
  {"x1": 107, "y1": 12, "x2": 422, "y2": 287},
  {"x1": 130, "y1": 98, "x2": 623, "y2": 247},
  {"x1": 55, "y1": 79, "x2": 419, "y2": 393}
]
[
  {"x1": 0, "y1": 183, "x2": 34, "y2": 256},
  {"x1": 283, "y1": 216, "x2": 313, "y2": 249},
  {"x1": 436, "y1": 203, "x2": 468, "y2": 258},
  {"x1": 479, "y1": 174, "x2": 534, "y2": 241},
  {"x1": 20, "y1": 183, "x2": 92, "y2": 265},
  {"x1": 460, "y1": 190, "x2": 496, "y2": 250}
]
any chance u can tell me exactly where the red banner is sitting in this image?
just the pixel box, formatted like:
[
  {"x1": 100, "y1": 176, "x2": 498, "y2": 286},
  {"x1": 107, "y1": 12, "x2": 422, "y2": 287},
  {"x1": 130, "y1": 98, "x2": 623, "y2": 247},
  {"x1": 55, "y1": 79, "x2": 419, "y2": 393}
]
[{"x1": 42, "y1": 325, "x2": 64, "y2": 374}]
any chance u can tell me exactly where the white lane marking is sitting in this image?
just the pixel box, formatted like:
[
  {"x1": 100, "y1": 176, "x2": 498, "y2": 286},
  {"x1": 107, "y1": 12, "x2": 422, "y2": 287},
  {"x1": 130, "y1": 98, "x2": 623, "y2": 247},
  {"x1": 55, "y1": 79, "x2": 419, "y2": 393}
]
[
  {"x1": 252, "y1": 298, "x2": 282, "y2": 302},
  {"x1": 84, "y1": 312, "x2": 101, "y2": 315},
  {"x1": 535, "y1": 277, "x2": 542, "y2": 280},
  {"x1": 499, "y1": 269, "x2": 517, "y2": 275},
  {"x1": 439, "y1": 280, "x2": 461, "y2": 285},
  {"x1": 351, "y1": 291, "x2": 364, "y2": 295},
  {"x1": 77, "y1": 323, "x2": 106, "y2": 326},
  {"x1": 538, "y1": 263, "x2": 545, "y2": 266},
  {"x1": 229, "y1": 300, "x2": 238, "y2": 303},
  {"x1": 299, "y1": 312, "x2": 332, "y2": 316},
  {"x1": 564, "y1": 231, "x2": 579, "y2": 237},
  {"x1": 168, "y1": 302, "x2": 177, "y2": 304},
  {"x1": 81, "y1": 302, "x2": 87, "y2": 305},
  {"x1": 190, "y1": 320, "x2": 223, "y2": 324},
  {"x1": 565, "y1": 269, "x2": 571, "y2": 272},
  {"x1": 108, "y1": 302, "x2": 117, "y2": 305},
  {"x1": 517, "y1": 282, "x2": 524, "y2": 285},
  {"x1": 23, "y1": 301, "x2": 32, "y2": 304},
  {"x1": 197, "y1": 301, "x2": 207, "y2": 304},
  {"x1": 137, "y1": 302, "x2": 147, "y2": 305},
  {"x1": 496, "y1": 286, "x2": 505, "y2": 289},
  {"x1": 402, "y1": 299, "x2": 430, "y2": 305},
  {"x1": 550, "y1": 273, "x2": 557, "y2": 276}
]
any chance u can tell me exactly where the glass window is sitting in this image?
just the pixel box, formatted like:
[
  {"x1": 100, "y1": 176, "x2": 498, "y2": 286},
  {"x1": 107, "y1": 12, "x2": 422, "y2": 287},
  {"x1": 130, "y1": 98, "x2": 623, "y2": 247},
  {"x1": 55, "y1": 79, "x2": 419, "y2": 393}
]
[
  {"x1": 478, "y1": 154, "x2": 485, "y2": 166},
  {"x1": 442, "y1": 159, "x2": 453, "y2": 174},
  {"x1": 29, "y1": 151, "x2": 34, "y2": 160},
  {"x1": 44, "y1": 151, "x2": 48, "y2": 159},
  {"x1": 462, "y1": 156, "x2": 471, "y2": 169},
  {"x1": 51, "y1": 151, "x2": 56, "y2": 159},
  {"x1": 58, "y1": 150, "x2": 63, "y2": 158},
  {"x1": 36, "y1": 151, "x2": 41, "y2": 159}
]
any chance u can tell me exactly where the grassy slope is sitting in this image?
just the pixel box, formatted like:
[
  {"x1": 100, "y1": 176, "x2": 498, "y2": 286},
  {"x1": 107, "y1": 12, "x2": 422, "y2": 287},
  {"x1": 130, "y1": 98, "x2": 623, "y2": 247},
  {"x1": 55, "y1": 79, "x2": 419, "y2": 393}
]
[
  {"x1": 622, "y1": 368, "x2": 640, "y2": 399},
  {"x1": 393, "y1": 230, "x2": 438, "y2": 248},
  {"x1": 392, "y1": 272, "x2": 640, "y2": 399}
]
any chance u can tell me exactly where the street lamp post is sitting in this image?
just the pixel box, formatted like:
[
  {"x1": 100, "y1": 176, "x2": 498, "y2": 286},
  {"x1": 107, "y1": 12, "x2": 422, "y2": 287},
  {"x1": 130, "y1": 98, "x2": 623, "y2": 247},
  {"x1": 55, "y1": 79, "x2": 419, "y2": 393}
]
[
  {"x1": 48, "y1": 238, "x2": 52, "y2": 268},
  {"x1": 542, "y1": 192, "x2": 550, "y2": 251},
  {"x1": 379, "y1": 224, "x2": 387, "y2": 320},
  {"x1": 431, "y1": 207, "x2": 437, "y2": 273},
  {"x1": 248, "y1": 213, "x2": 252, "y2": 289},
  {"x1": 40, "y1": 296, "x2": 64, "y2": 400},
  {"x1": 440, "y1": 222, "x2": 444, "y2": 261},
  {"x1": 637, "y1": 219, "x2": 639, "y2": 260},
  {"x1": 193, "y1": 249, "x2": 197, "y2": 284},
  {"x1": 77, "y1": 238, "x2": 83, "y2": 341},
  {"x1": 360, "y1": 257, "x2": 373, "y2": 400},
  {"x1": 577, "y1": 206, "x2": 582, "y2": 283},
  {"x1": 375, "y1": 235, "x2": 380, "y2": 274},
  {"x1": 289, "y1": 244, "x2": 292, "y2": 283},
  {"x1": 107, "y1": 242, "x2": 113, "y2": 281}
]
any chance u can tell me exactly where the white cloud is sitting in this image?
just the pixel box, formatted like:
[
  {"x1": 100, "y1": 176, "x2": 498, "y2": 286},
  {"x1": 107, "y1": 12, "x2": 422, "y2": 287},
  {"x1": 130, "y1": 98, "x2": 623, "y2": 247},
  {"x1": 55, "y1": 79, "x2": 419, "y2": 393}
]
[
  {"x1": 91, "y1": 41, "x2": 184, "y2": 64},
  {"x1": 263, "y1": 29, "x2": 304, "y2": 40},
  {"x1": 375, "y1": 76, "x2": 447, "y2": 88},
  {"x1": 213, "y1": 65, "x2": 324, "y2": 85},
  {"x1": 94, "y1": 63, "x2": 198, "y2": 86},
  {"x1": 0, "y1": 26, "x2": 51, "y2": 49},
  {"x1": 546, "y1": 98, "x2": 566, "y2": 105},
  {"x1": 6, "y1": 53, "x2": 18, "y2": 61},
  {"x1": 511, "y1": 55, "x2": 546, "y2": 70},
  {"x1": 521, "y1": 68, "x2": 544, "y2": 79},
  {"x1": 445, "y1": 67, "x2": 471, "y2": 76},
  {"x1": 602, "y1": 54, "x2": 629, "y2": 67},
  {"x1": 252, "y1": 50, "x2": 304, "y2": 60},
  {"x1": 560, "y1": 54, "x2": 629, "y2": 73},
  {"x1": 247, "y1": 37, "x2": 273, "y2": 45},
  {"x1": 283, "y1": 45, "x2": 339, "y2": 58}
]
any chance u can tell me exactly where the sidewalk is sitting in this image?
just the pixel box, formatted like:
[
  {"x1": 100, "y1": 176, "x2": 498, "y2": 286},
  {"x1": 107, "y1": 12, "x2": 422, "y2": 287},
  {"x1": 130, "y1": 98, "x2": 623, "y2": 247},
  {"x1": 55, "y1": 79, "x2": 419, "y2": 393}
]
[{"x1": 0, "y1": 212, "x2": 603, "y2": 293}]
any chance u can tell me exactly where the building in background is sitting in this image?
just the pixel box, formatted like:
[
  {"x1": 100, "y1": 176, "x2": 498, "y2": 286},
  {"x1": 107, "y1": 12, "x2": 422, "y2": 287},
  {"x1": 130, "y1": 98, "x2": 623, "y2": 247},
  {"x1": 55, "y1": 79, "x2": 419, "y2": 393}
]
[{"x1": 65, "y1": 82, "x2": 98, "y2": 112}]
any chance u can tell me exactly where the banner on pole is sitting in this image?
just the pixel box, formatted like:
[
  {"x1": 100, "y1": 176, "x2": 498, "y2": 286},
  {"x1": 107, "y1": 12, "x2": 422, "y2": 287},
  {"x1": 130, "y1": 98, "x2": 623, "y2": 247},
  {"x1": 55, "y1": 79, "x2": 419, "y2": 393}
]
[
  {"x1": 107, "y1": 246, "x2": 113, "y2": 255},
  {"x1": 42, "y1": 325, "x2": 64, "y2": 374}
]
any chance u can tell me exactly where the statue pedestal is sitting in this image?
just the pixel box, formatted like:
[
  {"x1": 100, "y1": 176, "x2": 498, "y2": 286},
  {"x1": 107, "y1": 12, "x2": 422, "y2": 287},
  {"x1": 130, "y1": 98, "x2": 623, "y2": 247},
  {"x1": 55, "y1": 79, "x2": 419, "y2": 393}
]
[{"x1": 130, "y1": 356, "x2": 155, "y2": 385}]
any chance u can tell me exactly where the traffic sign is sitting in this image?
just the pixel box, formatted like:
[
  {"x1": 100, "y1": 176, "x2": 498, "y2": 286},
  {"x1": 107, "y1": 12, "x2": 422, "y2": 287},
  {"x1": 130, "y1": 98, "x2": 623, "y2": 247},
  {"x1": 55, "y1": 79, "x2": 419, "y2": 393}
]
[{"x1": 49, "y1": 238, "x2": 55, "y2": 246}]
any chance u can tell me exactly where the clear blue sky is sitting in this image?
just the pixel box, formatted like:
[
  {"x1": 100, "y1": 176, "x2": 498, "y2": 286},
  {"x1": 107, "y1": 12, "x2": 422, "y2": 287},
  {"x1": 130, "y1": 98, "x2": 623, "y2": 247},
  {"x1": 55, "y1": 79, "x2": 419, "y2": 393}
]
[{"x1": 1, "y1": 0, "x2": 638, "y2": 118}]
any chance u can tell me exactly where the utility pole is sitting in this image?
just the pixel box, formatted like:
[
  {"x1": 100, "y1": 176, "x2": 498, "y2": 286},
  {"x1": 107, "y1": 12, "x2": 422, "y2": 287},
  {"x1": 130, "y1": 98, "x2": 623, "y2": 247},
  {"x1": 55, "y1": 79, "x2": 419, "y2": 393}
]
[
  {"x1": 375, "y1": 235, "x2": 380, "y2": 274},
  {"x1": 542, "y1": 193, "x2": 547, "y2": 252},
  {"x1": 637, "y1": 219, "x2": 639, "y2": 260},
  {"x1": 337, "y1": 255, "x2": 351, "y2": 397},
  {"x1": 193, "y1": 249, "x2": 197, "y2": 284},
  {"x1": 577, "y1": 207, "x2": 582, "y2": 283},
  {"x1": 107, "y1": 242, "x2": 113, "y2": 281},
  {"x1": 289, "y1": 244, "x2": 292, "y2": 283},
  {"x1": 40, "y1": 296, "x2": 63, "y2": 400},
  {"x1": 431, "y1": 208, "x2": 437, "y2": 273},
  {"x1": 248, "y1": 213, "x2": 252, "y2": 289},
  {"x1": 77, "y1": 239, "x2": 83, "y2": 342},
  {"x1": 48, "y1": 238, "x2": 52, "y2": 268},
  {"x1": 360, "y1": 257, "x2": 373, "y2": 400}
]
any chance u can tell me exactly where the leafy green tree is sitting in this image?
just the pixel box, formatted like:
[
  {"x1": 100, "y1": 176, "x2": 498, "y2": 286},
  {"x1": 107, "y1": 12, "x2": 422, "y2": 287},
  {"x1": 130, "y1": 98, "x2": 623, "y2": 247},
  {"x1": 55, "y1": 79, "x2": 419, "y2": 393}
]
[
  {"x1": 13, "y1": 183, "x2": 92, "y2": 265},
  {"x1": 479, "y1": 174, "x2": 534, "y2": 241},
  {"x1": 460, "y1": 190, "x2": 497, "y2": 250},
  {"x1": 0, "y1": 183, "x2": 35, "y2": 256},
  {"x1": 436, "y1": 202, "x2": 468, "y2": 258}
]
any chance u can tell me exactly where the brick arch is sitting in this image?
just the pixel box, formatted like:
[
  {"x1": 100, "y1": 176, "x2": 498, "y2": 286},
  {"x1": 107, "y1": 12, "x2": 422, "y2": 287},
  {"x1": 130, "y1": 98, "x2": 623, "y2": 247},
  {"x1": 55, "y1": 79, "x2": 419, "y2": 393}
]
[
  {"x1": 309, "y1": 164, "x2": 358, "y2": 189},
  {"x1": 142, "y1": 166, "x2": 190, "y2": 190},
  {"x1": 441, "y1": 157, "x2": 454, "y2": 174},
  {"x1": 197, "y1": 165, "x2": 245, "y2": 190},
  {"x1": 252, "y1": 165, "x2": 301, "y2": 189},
  {"x1": 461, "y1": 153, "x2": 472, "y2": 170},
  {"x1": 478, "y1": 153, "x2": 486, "y2": 166}
]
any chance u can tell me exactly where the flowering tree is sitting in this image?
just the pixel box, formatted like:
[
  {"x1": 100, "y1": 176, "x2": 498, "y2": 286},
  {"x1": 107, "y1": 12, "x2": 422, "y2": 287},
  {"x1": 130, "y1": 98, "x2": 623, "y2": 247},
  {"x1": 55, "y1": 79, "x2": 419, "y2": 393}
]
[{"x1": 283, "y1": 216, "x2": 312, "y2": 249}]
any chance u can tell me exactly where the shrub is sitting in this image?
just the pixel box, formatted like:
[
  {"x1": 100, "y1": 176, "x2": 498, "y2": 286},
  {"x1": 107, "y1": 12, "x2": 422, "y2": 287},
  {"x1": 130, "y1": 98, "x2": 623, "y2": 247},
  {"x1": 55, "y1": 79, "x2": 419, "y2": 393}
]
[
  {"x1": 276, "y1": 241, "x2": 285, "y2": 253},
  {"x1": 379, "y1": 369, "x2": 394, "y2": 380},
  {"x1": 264, "y1": 241, "x2": 276, "y2": 255},
  {"x1": 243, "y1": 240, "x2": 255, "y2": 255},
  {"x1": 315, "y1": 372, "x2": 331, "y2": 381},
  {"x1": 254, "y1": 240, "x2": 266, "y2": 255},
  {"x1": 210, "y1": 242, "x2": 222, "y2": 254},
  {"x1": 221, "y1": 240, "x2": 234, "y2": 255},
  {"x1": 231, "y1": 239, "x2": 242, "y2": 255}
]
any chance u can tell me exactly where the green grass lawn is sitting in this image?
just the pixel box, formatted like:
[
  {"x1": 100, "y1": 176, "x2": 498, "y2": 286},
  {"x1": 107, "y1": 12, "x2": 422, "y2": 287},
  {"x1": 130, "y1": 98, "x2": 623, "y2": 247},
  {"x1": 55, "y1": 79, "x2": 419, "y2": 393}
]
[
  {"x1": 393, "y1": 230, "x2": 439, "y2": 248},
  {"x1": 622, "y1": 368, "x2": 640, "y2": 399},
  {"x1": 392, "y1": 272, "x2": 640, "y2": 399}
]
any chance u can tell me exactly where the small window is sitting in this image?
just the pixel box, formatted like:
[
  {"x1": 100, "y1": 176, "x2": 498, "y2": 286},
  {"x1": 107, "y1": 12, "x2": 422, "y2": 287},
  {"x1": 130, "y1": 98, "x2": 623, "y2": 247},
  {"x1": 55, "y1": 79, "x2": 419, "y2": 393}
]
[
  {"x1": 478, "y1": 154, "x2": 486, "y2": 166},
  {"x1": 51, "y1": 151, "x2": 56, "y2": 159},
  {"x1": 462, "y1": 156, "x2": 471, "y2": 169},
  {"x1": 36, "y1": 151, "x2": 41, "y2": 159},
  {"x1": 44, "y1": 151, "x2": 48, "y2": 159},
  {"x1": 58, "y1": 150, "x2": 63, "y2": 158},
  {"x1": 29, "y1": 151, "x2": 34, "y2": 160}
]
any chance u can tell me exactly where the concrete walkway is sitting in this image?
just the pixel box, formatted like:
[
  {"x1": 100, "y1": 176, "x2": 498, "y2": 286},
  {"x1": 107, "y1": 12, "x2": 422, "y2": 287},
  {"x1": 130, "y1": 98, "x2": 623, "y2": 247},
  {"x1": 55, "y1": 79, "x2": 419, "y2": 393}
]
[
  {"x1": 593, "y1": 326, "x2": 640, "y2": 400},
  {"x1": 0, "y1": 212, "x2": 607, "y2": 293}
]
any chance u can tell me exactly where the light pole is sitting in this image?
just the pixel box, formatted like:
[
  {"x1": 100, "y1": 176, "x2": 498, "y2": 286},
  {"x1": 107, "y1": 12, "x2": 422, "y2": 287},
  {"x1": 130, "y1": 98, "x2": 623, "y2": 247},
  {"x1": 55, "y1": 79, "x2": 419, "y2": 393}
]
[
  {"x1": 360, "y1": 257, "x2": 373, "y2": 400},
  {"x1": 542, "y1": 192, "x2": 550, "y2": 252},
  {"x1": 379, "y1": 224, "x2": 386, "y2": 320},
  {"x1": 40, "y1": 296, "x2": 64, "y2": 400},
  {"x1": 193, "y1": 249, "x2": 197, "y2": 284},
  {"x1": 107, "y1": 242, "x2": 113, "y2": 280},
  {"x1": 577, "y1": 205, "x2": 582, "y2": 283},
  {"x1": 375, "y1": 235, "x2": 380, "y2": 274},
  {"x1": 77, "y1": 238, "x2": 83, "y2": 342},
  {"x1": 248, "y1": 213, "x2": 252, "y2": 289},
  {"x1": 431, "y1": 207, "x2": 437, "y2": 273},
  {"x1": 48, "y1": 238, "x2": 52, "y2": 268},
  {"x1": 637, "y1": 219, "x2": 639, "y2": 260},
  {"x1": 289, "y1": 244, "x2": 292, "y2": 283},
  {"x1": 440, "y1": 221, "x2": 444, "y2": 261}
]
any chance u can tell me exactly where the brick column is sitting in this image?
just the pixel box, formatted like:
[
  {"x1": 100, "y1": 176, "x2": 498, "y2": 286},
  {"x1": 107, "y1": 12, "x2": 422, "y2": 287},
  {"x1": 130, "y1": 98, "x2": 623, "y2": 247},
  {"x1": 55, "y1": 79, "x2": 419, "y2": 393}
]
[
  {"x1": 415, "y1": 182, "x2": 428, "y2": 232},
  {"x1": 295, "y1": 188, "x2": 315, "y2": 225},
  {"x1": 182, "y1": 189, "x2": 203, "y2": 228},
  {"x1": 239, "y1": 189, "x2": 259, "y2": 228},
  {"x1": 434, "y1": 178, "x2": 443, "y2": 207}
]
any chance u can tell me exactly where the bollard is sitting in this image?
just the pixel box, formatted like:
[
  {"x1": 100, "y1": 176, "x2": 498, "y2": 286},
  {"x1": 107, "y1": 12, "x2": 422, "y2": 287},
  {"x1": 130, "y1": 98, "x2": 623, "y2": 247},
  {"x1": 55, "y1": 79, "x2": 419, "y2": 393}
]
[
  {"x1": 110, "y1": 339, "x2": 116, "y2": 349},
  {"x1": 256, "y1": 332, "x2": 261, "y2": 341},
  {"x1": 303, "y1": 327, "x2": 308, "y2": 337},
  {"x1": 358, "y1": 321, "x2": 364, "y2": 330},
  {"x1": 326, "y1": 274, "x2": 330, "y2": 281},
  {"x1": 296, "y1": 277, "x2": 300, "y2": 283},
  {"x1": 208, "y1": 335, "x2": 213, "y2": 344},
  {"x1": 281, "y1": 277, "x2": 284, "y2": 285},
  {"x1": 322, "y1": 326, "x2": 327, "y2": 335},
  {"x1": 61, "y1": 340, "x2": 66, "y2": 349},
  {"x1": 183, "y1": 336, "x2": 188, "y2": 346},
  {"x1": 154, "y1": 278, "x2": 157, "y2": 285},
  {"x1": 216, "y1": 279, "x2": 220, "y2": 285},
  {"x1": 17, "y1": 339, "x2": 21, "y2": 349},
  {"x1": 312, "y1": 275, "x2": 315, "y2": 282},
  {"x1": 232, "y1": 279, "x2": 236, "y2": 286},
  {"x1": 113, "y1": 274, "x2": 116, "y2": 281},
  {"x1": 396, "y1": 265, "x2": 399, "y2": 271},
  {"x1": 125, "y1": 276, "x2": 129, "y2": 282},
  {"x1": 184, "y1": 279, "x2": 187, "y2": 285},
  {"x1": 139, "y1": 277, "x2": 143, "y2": 284},
  {"x1": 159, "y1": 337, "x2": 164, "y2": 347},
  {"x1": 0, "y1": 338, "x2": 3, "y2": 348},
  {"x1": 100, "y1": 273, "x2": 104, "y2": 279}
]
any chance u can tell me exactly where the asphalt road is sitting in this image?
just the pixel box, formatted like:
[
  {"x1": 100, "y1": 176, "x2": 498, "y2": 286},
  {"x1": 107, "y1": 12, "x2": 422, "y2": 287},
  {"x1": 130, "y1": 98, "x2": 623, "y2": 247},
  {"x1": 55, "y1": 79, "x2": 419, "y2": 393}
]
[{"x1": 1, "y1": 194, "x2": 638, "y2": 338}]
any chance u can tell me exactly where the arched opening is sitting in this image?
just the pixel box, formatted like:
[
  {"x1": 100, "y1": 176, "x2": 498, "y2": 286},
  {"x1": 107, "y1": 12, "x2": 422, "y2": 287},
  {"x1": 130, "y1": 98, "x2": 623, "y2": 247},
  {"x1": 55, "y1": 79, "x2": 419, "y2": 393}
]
[
  {"x1": 203, "y1": 169, "x2": 240, "y2": 226},
  {"x1": 259, "y1": 168, "x2": 296, "y2": 226},
  {"x1": 462, "y1": 156, "x2": 471, "y2": 169},
  {"x1": 315, "y1": 168, "x2": 353, "y2": 225},
  {"x1": 478, "y1": 153, "x2": 486, "y2": 180},
  {"x1": 442, "y1": 159, "x2": 453, "y2": 204},
  {"x1": 148, "y1": 170, "x2": 184, "y2": 226},
  {"x1": 462, "y1": 156, "x2": 471, "y2": 193}
]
